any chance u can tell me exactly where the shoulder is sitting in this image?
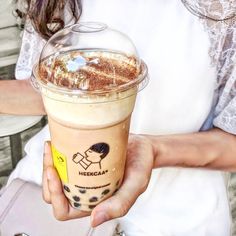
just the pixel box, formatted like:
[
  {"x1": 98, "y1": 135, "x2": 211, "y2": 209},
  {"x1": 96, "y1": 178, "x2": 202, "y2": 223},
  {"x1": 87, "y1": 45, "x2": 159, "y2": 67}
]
[{"x1": 182, "y1": 0, "x2": 236, "y2": 21}]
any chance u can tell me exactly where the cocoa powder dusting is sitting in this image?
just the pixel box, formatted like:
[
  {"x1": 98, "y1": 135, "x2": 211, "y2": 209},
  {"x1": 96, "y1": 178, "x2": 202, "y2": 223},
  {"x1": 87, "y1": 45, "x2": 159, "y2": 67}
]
[{"x1": 39, "y1": 51, "x2": 141, "y2": 91}]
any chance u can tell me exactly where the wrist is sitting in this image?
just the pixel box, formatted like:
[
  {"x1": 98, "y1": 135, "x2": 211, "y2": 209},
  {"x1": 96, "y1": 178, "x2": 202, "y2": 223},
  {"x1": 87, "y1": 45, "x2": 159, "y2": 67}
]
[
  {"x1": 145, "y1": 129, "x2": 236, "y2": 170},
  {"x1": 132, "y1": 134, "x2": 156, "y2": 168},
  {"x1": 145, "y1": 134, "x2": 169, "y2": 168}
]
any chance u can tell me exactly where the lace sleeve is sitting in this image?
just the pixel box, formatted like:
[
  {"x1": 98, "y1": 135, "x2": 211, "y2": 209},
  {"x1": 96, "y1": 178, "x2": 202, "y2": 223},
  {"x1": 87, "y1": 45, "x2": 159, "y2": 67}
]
[
  {"x1": 213, "y1": 67, "x2": 236, "y2": 135},
  {"x1": 202, "y1": 2, "x2": 236, "y2": 135},
  {"x1": 15, "y1": 18, "x2": 46, "y2": 80},
  {"x1": 182, "y1": 1, "x2": 236, "y2": 135}
]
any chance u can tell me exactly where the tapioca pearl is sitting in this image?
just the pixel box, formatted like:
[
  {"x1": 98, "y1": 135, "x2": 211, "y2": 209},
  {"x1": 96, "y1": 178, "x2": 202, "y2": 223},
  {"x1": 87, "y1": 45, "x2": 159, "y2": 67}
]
[
  {"x1": 89, "y1": 197, "x2": 98, "y2": 203},
  {"x1": 63, "y1": 185, "x2": 71, "y2": 193},
  {"x1": 79, "y1": 189, "x2": 86, "y2": 194},
  {"x1": 89, "y1": 205, "x2": 96, "y2": 210},
  {"x1": 72, "y1": 196, "x2": 80, "y2": 202},
  {"x1": 74, "y1": 202, "x2": 81, "y2": 208},
  {"x1": 102, "y1": 189, "x2": 110, "y2": 196}
]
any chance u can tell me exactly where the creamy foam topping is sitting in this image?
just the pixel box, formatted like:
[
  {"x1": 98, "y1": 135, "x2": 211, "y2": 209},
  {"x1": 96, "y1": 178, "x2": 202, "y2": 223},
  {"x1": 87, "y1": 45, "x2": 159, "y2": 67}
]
[{"x1": 39, "y1": 50, "x2": 141, "y2": 91}]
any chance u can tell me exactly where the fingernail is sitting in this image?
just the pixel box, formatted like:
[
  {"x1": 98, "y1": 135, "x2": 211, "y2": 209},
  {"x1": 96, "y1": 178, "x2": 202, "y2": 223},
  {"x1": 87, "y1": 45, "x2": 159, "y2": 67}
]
[
  {"x1": 44, "y1": 142, "x2": 49, "y2": 157},
  {"x1": 44, "y1": 141, "x2": 50, "y2": 152},
  {"x1": 92, "y1": 212, "x2": 108, "y2": 227}
]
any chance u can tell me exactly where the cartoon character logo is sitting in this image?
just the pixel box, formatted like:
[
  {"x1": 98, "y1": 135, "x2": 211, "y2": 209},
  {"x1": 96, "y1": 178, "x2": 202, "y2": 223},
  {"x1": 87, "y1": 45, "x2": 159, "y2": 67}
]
[{"x1": 72, "y1": 143, "x2": 110, "y2": 170}]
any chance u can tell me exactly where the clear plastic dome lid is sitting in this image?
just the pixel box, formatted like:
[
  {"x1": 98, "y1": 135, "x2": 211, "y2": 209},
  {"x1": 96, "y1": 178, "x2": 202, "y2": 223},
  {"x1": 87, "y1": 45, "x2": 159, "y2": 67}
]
[{"x1": 35, "y1": 22, "x2": 148, "y2": 95}]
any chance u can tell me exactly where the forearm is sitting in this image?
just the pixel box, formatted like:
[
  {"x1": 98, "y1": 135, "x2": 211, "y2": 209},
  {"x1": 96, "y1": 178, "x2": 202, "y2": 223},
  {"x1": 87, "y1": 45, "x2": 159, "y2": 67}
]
[
  {"x1": 0, "y1": 79, "x2": 46, "y2": 115},
  {"x1": 148, "y1": 128, "x2": 236, "y2": 171}
]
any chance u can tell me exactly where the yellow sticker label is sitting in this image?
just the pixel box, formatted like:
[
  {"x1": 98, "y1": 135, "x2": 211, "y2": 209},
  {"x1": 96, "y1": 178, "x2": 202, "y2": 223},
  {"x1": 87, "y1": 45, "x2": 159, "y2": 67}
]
[{"x1": 51, "y1": 145, "x2": 68, "y2": 183}]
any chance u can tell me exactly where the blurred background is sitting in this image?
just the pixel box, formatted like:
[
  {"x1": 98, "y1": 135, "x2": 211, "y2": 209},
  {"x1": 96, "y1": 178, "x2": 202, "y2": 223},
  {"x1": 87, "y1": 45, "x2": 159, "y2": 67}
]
[{"x1": 0, "y1": 0, "x2": 45, "y2": 188}]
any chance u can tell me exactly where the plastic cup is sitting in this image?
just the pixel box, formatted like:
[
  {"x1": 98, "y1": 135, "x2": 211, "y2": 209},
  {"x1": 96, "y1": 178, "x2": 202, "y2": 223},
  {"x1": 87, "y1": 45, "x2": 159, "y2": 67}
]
[{"x1": 32, "y1": 22, "x2": 148, "y2": 211}]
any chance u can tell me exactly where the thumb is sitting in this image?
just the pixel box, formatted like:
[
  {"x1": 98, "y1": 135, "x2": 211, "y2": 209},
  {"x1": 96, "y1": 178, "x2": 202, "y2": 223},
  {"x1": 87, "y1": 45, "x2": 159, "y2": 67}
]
[
  {"x1": 91, "y1": 166, "x2": 150, "y2": 227},
  {"x1": 91, "y1": 135, "x2": 153, "y2": 227}
]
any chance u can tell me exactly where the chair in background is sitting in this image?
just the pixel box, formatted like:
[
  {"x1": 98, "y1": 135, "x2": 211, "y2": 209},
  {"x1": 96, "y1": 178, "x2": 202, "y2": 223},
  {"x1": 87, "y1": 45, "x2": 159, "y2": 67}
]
[
  {"x1": 0, "y1": 0, "x2": 21, "y2": 68},
  {"x1": 0, "y1": 116, "x2": 45, "y2": 176}
]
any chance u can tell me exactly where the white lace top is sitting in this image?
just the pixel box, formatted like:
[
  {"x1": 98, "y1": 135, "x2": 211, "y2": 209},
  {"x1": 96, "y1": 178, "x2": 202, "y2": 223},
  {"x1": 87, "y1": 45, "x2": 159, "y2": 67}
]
[
  {"x1": 12, "y1": 1, "x2": 236, "y2": 235},
  {"x1": 181, "y1": 0, "x2": 236, "y2": 134}
]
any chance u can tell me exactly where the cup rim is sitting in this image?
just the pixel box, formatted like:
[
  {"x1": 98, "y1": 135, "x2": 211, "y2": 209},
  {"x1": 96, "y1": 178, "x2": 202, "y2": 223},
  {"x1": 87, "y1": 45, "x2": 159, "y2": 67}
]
[
  {"x1": 70, "y1": 22, "x2": 108, "y2": 34},
  {"x1": 32, "y1": 59, "x2": 149, "y2": 98}
]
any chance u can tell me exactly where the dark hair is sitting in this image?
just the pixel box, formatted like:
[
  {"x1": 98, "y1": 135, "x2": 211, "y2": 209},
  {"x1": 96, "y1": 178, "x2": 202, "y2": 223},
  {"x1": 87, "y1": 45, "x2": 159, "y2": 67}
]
[
  {"x1": 15, "y1": 0, "x2": 82, "y2": 40},
  {"x1": 89, "y1": 143, "x2": 110, "y2": 159}
]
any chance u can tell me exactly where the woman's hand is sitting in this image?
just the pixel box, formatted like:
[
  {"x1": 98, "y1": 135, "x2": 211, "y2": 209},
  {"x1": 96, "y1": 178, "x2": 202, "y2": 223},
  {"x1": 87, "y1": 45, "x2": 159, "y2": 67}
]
[
  {"x1": 43, "y1": 128, "x2": 236, "y2": 227},
  {"x1": 90, "y1": 134, "x2": 154, "y2": 226},
  {"x1": 42, "y1": 135, "x2": 154, "y2": 227},
  {"x1": 42, "y1": 142, "x2": 90, "y2": 220}
]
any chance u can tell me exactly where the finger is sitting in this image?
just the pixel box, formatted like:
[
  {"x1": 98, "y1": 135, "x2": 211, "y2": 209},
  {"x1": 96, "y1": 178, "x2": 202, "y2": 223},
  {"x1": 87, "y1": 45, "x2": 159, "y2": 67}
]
[
  {"x1": 43, "y1": 141, "x2": 53, "y2": 168},
  {"x1": 47, "y1": 167, "x2": 90, "y2": 221},
  {"x1": 42, "y1": 171, "x2": 51, "y2": 204},
  {"x1": 47, "y1": 166, "x2": 70, "y2": 220},
  {"x1": 91, "y1": 135, "x2": 154, "y2": 227},
  {"x1": 91, "y1": 172, "x2": 146, "y2": 227},
  {"x1": 42, "y1": 141, "x2": 52, "y2": 204}
]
